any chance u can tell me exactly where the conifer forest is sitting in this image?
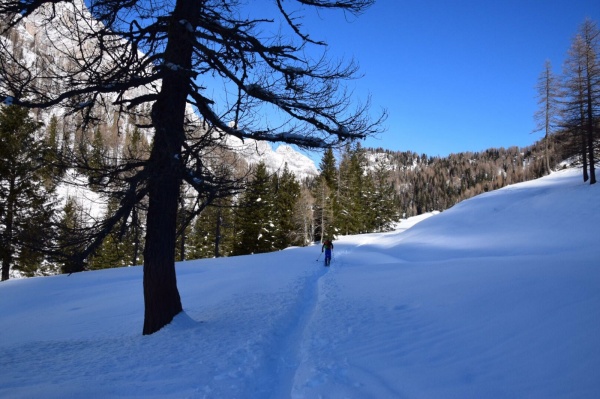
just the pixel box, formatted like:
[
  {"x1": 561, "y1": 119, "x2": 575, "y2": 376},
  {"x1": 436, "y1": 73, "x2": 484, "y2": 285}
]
[{"x1": 0, "y1": 102, "x2": 589, "y2": 280}]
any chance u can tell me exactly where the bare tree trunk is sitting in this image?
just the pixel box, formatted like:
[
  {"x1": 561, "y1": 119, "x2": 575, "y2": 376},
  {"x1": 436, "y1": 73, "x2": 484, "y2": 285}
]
[
  {"x1": 579, "y1": 101, "x2": 589, "y2": 182},
  {"x1": 586, "y1": 78, "x2": 596, "y2": 185},
  {"x1": 142, "y1": 0, "x2": 200, "y2": 335},
  {"x1": 143, "y1": 170, "x2": 183, "y2": 335},
  {"x1": 581, "y1": 132, "x2": 589, "y2": 182},
  {"x1": 586, "y1": 124, "x2": 596, "y2": 184}
]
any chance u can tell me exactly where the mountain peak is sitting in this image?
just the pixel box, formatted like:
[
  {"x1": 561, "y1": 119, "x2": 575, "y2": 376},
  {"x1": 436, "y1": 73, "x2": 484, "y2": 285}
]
[{"x1": 224, "y1": 136, "x2": 318, "y2": 179}]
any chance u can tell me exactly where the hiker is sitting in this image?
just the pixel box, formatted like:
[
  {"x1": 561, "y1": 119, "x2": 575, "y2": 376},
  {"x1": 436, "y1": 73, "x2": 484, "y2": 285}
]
[{"x1": 322, "y1": 239, "x2": 334, "y2": 266}]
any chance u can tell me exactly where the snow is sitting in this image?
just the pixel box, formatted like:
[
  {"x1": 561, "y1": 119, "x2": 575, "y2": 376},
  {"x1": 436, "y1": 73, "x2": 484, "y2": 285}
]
[
  {"x1": 1, "y1": 168, "x2": 599, "y2": 398},
  {"x1": 55, "y1": 170, "x2": 106, "y2": 221},
  {"x1": 224, "y1": 136, "x2": 318, "y2": 179}
]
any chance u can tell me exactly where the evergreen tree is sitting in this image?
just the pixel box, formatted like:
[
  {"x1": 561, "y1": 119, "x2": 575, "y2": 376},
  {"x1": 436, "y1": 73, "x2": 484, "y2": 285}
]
[
  {"x1": 88, "y1": 198, "x2": 142, "y2": 269},
  {"x1": 0, "y1": 106, "x2": 56, "y2": 280},
  {"x1": 188, "y1": 196, "x2": 235, "y2": 259},
  {"x1": 233, "y1": 162, "x2": 275, "y2": 255},
  {"x1": 337, "y1": 143, "x2": 369, "y2": 234},
  {"x1": 336, "y1": 145, "x2": 355, "y2": 235},
  {"x1": 57, "y1": 197, "x2": 87, "y2": 273},
  {"x1": 43, "y1": 115, "x2": 65, "y2": 183},
  {"x1": 368, "y1": 158, "x2": 399, "y2": 232},
  {"x1": 272, "y1": 164, "x2": 301, "y2": 249},
  {"x1": 313, "y1": 148, "x2": 337, "y2": 241},
  {"x1": 125, "y1": 126, "x2": 149, "y2": 161},
  {"x1": 88, "y1": 127, "x2": 108, "y2": 189}
]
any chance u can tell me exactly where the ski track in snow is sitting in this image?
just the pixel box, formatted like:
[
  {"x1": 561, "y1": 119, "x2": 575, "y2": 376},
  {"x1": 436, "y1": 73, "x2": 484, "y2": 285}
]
[
  {"x1": 257, "y1": 235, "x2": 394, "y2": 398},
  {"x1": 260, "y1": 263, "x2": 329, "y2": 399}
]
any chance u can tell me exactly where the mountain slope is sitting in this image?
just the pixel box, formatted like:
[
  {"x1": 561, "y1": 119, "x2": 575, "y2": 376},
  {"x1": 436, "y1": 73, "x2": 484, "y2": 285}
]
[
  {"x1": 0, "y1": 168, "x2": 598, "y2": 398},
  {"x1": 4, "y1": 1, "x2": 318, "y2": 179}
]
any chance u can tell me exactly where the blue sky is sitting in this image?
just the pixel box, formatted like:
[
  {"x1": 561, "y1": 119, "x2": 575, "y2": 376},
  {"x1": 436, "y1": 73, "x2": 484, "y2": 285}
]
[{"x1": 295, "y1": 0, "x2": 599, "y2": 157}]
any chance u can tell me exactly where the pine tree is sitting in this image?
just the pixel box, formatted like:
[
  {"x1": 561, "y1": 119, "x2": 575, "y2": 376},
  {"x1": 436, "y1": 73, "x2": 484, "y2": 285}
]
[
  {"x1": 43, "y1": 115, "x2": 65, "y2": 183},
  {"x1": 57, "y1": 197, "x2": 87, "y2": 273},
  {"x1": 272, "y1": 164, "x2": 301, "y2": 249},
  {"x1": 233, "y1": 162, "x2": 275, "y2": 255},
  {"x1": 125, "y1": 126, "x2": 149, "y2": 161},
  {"x1": 188, "y1": 196, "x2": 235, "y2": 259},
  {"x1": 0, "y1": 106, "x2": 57, "y2": 280},
  {"x1": 88, "y1": 127, "x2": 108, "y2": 189},
  {"x1": 337, "y1": 143, "x2": 369, "y2": 234},
  {"x1": 88, "y1": 198, "x2": 142, "y2": 269},
  {"x1": 174, "y1": 189, "x2": 193, "y2": 262},
  {"x1": 368, "y1": 158, "x2": 399, "y2": 232},
  {"x1": 336, "y1": 146, "x2": 355, "y2": 235},
  {"x1": 313, "y1": 148, "x2": 338, "y2": 241}
]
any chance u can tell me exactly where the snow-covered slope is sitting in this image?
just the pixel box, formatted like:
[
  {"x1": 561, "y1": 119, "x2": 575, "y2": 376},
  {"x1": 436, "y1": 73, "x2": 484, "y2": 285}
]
[
  {"x1": 0, "y1": 168, "x2": 598, "y2": 398},
  {"x1": 225, "y1": 136, "x2": 318, "y2": 178}
]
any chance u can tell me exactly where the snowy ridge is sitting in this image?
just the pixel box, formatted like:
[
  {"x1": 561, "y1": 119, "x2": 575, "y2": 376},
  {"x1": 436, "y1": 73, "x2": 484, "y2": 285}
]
[
  {"x1": 1, "y1": 171, "x2": 598, "y2": 398},
  {"x1": 225, "y1": 135, "x2": 318, "y2": 178}
]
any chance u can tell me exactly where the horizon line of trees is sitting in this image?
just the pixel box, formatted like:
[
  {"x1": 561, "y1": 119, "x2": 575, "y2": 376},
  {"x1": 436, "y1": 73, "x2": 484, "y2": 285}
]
[{"x1": 1, "y1": 101, "x2": 574, "y2": 280}]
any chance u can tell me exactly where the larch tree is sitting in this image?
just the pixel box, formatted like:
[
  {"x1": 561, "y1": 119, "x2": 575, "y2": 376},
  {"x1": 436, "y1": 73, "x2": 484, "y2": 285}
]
[
  {"x1": 562, "y1": 19, "x2": 599, "y2": 184},
  {"x1": 0, "y1": 0, "x2": 383, "y2": 334},
  {"x1": 533, "y1": 59, "x2": 560, "y2": 175}
]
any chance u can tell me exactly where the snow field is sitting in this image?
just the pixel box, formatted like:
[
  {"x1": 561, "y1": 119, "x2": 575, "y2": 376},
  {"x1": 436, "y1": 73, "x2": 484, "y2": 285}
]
[{"x1": 0, "y1": 168, "x2": 598, "y2": 398}]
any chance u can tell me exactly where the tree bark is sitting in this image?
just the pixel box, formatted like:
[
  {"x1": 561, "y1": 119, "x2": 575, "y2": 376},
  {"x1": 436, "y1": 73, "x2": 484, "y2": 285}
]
[
  {"x1": 586, "y1": 74, "x2": 596, "y2": 185},
  {"x1": 143, "y1": 171, "x2": 183, "y2": 334},
  {"x1": 142, "y1": 0, "x2": 200, "y2": 335}
]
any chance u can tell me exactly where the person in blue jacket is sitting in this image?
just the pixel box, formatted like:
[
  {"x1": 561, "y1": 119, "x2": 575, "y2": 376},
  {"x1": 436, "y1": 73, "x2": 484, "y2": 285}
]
[{"x1": 321, "y1": 239, "x2": 334, "y2": 266}]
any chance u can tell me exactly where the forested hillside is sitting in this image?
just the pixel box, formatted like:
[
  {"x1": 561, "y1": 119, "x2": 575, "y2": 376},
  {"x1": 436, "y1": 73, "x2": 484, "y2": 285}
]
[
  {"x1": 0, "y1": 97, "x2": 557, "y2": 277},
  {"x1": 0, "y1": 100, "x2": 591, "y2": 279}
]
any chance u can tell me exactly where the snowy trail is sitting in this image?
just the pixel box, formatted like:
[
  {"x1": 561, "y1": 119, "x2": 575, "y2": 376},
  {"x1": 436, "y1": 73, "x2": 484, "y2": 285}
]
[
  {"x1": 261, "y1": 236, "x2": 392, "y2": 398},
  {"x1": 261, "y1": 263, "x2": 329, "y2": 399}
]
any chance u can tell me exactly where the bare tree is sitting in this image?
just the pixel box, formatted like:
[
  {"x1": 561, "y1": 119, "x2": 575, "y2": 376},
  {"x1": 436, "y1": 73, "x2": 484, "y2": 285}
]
[
  {"x1": 0, "y1": 0, "x2": 384, "y2": 334},
  {"x1": 562, "y1": 19, "x2": 600, "y2": 184},
  {"x1": 533, "y1": 59, "x2": 560, "y2": 175}
]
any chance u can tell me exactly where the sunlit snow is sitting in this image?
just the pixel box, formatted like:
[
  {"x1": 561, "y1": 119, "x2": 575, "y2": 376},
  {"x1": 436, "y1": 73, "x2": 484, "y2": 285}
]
[{"x1": 0, "y1": 168, "x2": 598, "y2": 398}]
